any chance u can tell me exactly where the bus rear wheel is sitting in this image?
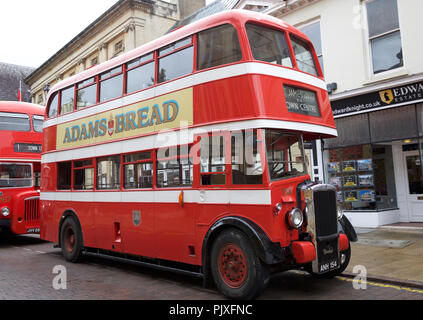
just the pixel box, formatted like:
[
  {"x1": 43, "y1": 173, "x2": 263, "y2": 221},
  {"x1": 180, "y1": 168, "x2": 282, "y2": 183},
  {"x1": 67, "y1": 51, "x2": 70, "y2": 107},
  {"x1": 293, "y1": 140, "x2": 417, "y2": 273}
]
[
  {"x1": 210, "y1": 228, "x2": 269, "y2": 300},
  {"x1": 60, "y1": 217, "x2": 83, "y2": 263}
]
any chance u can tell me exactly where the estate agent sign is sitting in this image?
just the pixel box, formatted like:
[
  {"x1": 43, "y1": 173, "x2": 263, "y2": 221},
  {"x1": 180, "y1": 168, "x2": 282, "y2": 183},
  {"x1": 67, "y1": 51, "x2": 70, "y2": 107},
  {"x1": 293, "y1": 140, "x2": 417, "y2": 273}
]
[{"x1": 331, "y1": 80, "x2": 423, "y2": 117}]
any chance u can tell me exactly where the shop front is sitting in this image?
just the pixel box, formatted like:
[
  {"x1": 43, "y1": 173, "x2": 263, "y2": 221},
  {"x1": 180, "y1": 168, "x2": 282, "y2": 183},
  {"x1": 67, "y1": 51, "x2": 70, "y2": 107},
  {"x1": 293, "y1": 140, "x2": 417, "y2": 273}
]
[{"x1": 323, "y1": 78, "x2": 423, "y2": 227}]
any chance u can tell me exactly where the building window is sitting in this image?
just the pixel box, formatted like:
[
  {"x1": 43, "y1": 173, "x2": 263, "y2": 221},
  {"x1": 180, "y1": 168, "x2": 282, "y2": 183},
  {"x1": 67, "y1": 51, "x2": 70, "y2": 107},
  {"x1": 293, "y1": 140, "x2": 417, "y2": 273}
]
[
  {"x1": 299, "y1": 20, "x2": 324, "y2": 74},
  {"x1": 114, "y1": 40, "x2": 124, "y2": 56},
  {"x1": 91, "y1": 57, "x2": 98, "y2": 67},
  {"x1": 366, "y1": 0, "x2": 403, "y2": 74}
]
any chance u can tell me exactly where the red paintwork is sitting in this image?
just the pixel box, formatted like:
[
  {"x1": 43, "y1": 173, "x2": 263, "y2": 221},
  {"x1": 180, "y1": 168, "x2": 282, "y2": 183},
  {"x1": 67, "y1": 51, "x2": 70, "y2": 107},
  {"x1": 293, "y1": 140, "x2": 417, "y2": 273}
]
[
  {"x1": 40, "y1": 11, "x2": 338, "y2": 270},
  {"x1": 291, "y1": 241, "x2": 316, "y2": 264},
  {"x1": 0, "y1": 101, "x2": 44, "y2": 235},
  {"x1": 339, "y1": 233, "x2": 350, "y2": 252}
]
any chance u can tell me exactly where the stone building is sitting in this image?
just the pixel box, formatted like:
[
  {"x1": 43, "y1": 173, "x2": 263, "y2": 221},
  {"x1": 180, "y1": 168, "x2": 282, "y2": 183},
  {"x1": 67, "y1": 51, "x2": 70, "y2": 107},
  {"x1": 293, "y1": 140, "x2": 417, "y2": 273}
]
[{"x1": 25, "y1": 0, "x2": 204, "y2": 106}]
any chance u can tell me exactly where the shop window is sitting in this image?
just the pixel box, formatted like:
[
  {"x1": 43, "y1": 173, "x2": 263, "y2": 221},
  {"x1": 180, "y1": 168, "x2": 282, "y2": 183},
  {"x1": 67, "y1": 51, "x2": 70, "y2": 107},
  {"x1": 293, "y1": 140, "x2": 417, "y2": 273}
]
[
  {"x1": 231, "y1": 130, "x2": 263, "y2": 185},
  {"x1": 77, "y1": 77, "x2": 97, "y2": 110},
  {"x1": 97, "y1": 156, "x2": 121, "y2": 190},
  {"x1": 73, "y1": 160, "x2": 94, "y2": 190},
  {"x1": 325, "y1": 144, "x2": 397, "y2": 211},
  {"x1": 200, "y1": 135, "x2": 227, "y2": 186},
  {"x1": 124, "y1": 152, "x2": 153, "y2": 189},
  {"x1": 100, "y1": 66, "x2": 123, "y2": 103},
  {"x1": 366, "y1": 0, "x2": 403, "y2": 74},
  {"x1": 156, "y1": 147, "x2": 192, "y2": 188},
  {"x1": 126, "y1": 53, "x2": 155, "y2": 93},
  {"x1": 158, "y1": 37, "x2": 193, "y2": 83},
  {"x1": 198, "y1": 24, "x2": 242, "y2": 70},
  {"x1": 57, "y1": 162, "x2": 71, "y2": 190}
]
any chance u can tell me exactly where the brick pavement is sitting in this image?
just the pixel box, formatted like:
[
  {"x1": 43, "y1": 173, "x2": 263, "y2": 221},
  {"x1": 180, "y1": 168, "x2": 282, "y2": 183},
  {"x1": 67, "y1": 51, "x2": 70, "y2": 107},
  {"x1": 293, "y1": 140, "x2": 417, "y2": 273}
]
[{"x1": 1, "y1": 234, "x2": 422, "y2": 300}]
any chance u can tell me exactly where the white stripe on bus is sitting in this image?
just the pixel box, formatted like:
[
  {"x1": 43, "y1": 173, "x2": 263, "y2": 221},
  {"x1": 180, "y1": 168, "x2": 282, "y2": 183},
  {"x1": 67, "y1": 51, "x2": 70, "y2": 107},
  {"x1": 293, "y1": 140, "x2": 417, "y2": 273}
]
[
  {"x1": 41, "y1": 119, "x2": 337, "y2": 163},
  {"x1": 40, "y1": 189, "x2": 272, "y2": 205},
  {"x1": 43, "y1": 62, "x2": 327, "y2": 129}
]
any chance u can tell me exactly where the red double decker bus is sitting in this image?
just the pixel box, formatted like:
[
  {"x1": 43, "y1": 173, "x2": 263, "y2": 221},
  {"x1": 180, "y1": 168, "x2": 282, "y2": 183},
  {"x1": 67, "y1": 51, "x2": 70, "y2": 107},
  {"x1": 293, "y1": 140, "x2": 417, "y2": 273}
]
[
  {"x1": 40, "y1": 10, "x2": 356, "y2": 299},
  {"x1": 0, "y1": 101, "x2": 44, "y2": 235}
]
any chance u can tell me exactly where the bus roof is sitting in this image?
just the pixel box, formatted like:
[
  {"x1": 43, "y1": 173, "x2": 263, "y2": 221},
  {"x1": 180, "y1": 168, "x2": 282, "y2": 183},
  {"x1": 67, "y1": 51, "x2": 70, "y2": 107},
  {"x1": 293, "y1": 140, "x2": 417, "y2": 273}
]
[
  {"x1": 48, "y1": 9, "x2": 310, "y2": 97},
  {"x1": 0, "y1": 101, "x2": 45, "y2": 116}
]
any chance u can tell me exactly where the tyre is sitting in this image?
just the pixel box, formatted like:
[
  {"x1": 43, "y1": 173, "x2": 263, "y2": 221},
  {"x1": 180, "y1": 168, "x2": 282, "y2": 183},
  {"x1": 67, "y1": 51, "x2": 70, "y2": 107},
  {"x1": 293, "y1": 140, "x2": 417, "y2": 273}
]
[
  {"x1": 210, "y1": 228, "x2": 269, "y2": 300},
  {"x1": 60, "y1": 217, "x2": 84, "y2": 263}
]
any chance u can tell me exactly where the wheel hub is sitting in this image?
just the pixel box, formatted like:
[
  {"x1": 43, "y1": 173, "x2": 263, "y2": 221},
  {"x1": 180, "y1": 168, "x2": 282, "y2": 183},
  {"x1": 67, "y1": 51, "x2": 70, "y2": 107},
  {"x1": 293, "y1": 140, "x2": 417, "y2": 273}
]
[{"x1": 218, "y1": 244, "x2": 248, "y2": 288}]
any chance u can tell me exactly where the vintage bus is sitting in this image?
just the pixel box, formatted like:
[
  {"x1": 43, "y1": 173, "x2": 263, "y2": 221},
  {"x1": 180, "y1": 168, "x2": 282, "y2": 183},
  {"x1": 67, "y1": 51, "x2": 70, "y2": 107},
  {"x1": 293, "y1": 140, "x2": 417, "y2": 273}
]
[
  {"x1": 0, "y1": 101, "x2": 44, "y2": 235},
  {"x1": 40, "y1": 10, "x2": 357, "y2": 299}
]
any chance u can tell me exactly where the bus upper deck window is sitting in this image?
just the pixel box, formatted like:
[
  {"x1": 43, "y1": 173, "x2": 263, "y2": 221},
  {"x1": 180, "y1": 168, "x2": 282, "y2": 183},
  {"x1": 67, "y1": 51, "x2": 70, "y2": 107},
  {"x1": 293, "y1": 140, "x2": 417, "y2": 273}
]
[
  {"x1": 197, "y1": 24, "x2": 242, "y2": 70},
  {"x1": 246, "y1": 23, "x2": 292, "y2": 68},
  {"x1": 47, "y1": 93, "x2": 59, "y2": 118},
  {"x1": 290, "y1": 37, "x2": 318, "y2": 76},
  {"x1": 60, "y1": 86, "x2": 75, "y2": 115}
]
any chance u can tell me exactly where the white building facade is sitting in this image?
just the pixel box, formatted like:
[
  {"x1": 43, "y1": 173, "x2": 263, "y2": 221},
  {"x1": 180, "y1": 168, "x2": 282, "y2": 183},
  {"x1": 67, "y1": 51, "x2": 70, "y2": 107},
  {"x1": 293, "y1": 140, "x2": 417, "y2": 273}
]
[{"x1": 236, "y1": 0, "x2": 423, "y2": 227}]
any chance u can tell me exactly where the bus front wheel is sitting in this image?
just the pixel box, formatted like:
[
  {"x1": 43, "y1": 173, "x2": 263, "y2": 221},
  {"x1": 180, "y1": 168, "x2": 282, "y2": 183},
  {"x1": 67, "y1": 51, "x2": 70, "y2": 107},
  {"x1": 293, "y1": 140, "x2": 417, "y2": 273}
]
[
  {"x1": 60, "y1": 217, "x2": 83, "y2": 263},
  {"x1": 210, "y1": 228, "x2": 269, "y2": 300}
]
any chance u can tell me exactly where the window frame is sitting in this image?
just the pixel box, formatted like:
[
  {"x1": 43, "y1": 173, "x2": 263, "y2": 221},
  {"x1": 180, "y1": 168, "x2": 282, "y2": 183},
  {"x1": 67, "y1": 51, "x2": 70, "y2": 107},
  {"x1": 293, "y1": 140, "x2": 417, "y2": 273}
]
[
  {"x1": 99, "y1": 65, "x2": 124, "y2": 104},
  {"x1": 363, "y1": 0, "x2": 404, "y2": 76},
  {"x1": 196, "y1": 23, "x2": 244, "y2": 71},
  {"x1": 123, "y1": 151, "x2": 154, "y2": 190},
  {"x1": 72, "y1": 159, "x2": 95, "y2": 191},
  {"x1": 125, "y1": 53, "x2": 156, "y2": 95},
  {"x1": 156, "y1": 145, "x2": 193, "y2": 189},
  {"x1": 76, "y1": 76, "x2": 98, "y2": 111},
  {"x1": 157, "y1": 36, "x2": 195, "y2": 84},
  {"x1": 297, "y1": 19, "x2": 324, "y2": 75}
]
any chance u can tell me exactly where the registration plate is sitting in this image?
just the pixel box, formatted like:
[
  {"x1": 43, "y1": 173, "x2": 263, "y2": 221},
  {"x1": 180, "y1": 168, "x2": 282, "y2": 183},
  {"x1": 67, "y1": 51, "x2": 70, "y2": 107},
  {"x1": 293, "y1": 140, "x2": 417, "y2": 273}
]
[{"x1": 319, "y1": 259, "x2": 339, "y2": 273}]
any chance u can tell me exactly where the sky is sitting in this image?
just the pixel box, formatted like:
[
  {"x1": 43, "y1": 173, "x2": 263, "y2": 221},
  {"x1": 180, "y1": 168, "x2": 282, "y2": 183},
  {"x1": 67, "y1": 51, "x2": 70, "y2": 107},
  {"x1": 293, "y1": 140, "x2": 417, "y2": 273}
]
[
  {"x1": 0, "y1": 0, "x2": 126, "y2": 68},
  {"x1": 0, "y1": 0, "x2": 217, "y2": 69}
]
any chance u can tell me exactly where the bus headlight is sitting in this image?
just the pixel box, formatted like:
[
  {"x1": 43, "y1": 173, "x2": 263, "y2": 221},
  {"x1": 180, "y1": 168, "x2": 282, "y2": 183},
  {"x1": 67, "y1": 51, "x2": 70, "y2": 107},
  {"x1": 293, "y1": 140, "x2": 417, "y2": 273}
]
[
  {"x1": 1, "y1": 207, "x2": 10, "y2": 217},
  {"x1": 287, "y1": 208, "x2": 304, "y2": 229}
]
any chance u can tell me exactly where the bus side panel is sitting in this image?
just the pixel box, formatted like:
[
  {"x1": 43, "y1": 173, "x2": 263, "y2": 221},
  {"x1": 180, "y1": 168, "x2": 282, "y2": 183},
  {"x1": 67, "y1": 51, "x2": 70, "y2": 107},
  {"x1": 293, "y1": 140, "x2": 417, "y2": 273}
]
[
  {"x1": 118, "y1": 200, "x2": 156, "y2": 259},
  {"x1": 155, "y1": 201, "x2": 198, "y2": 265}
]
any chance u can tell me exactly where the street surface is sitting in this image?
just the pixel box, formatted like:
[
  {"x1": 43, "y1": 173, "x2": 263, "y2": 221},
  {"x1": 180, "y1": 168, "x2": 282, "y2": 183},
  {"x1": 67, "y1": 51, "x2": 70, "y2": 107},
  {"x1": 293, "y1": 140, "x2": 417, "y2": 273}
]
[{"x1": 0, "y1": 234, "x2": 422, "y2": 300}]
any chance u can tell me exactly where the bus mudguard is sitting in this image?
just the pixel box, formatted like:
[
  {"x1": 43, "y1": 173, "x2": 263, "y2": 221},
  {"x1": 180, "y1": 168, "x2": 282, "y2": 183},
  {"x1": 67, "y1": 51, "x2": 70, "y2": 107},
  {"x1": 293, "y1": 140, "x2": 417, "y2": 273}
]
[
  {"x1": 202, "y1": 216, "x2": 286, "y2": 267},
  {"x1": 338, "y1": 215, "x2": 358, "y2": 243}
]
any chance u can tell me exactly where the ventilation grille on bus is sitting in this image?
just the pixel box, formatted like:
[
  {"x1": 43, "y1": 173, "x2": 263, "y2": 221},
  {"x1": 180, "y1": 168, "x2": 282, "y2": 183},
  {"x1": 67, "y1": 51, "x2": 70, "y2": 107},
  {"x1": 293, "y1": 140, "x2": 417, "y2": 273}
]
[{"x1": 24, "y1": 197, "x2": 40, "y2": 229}]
